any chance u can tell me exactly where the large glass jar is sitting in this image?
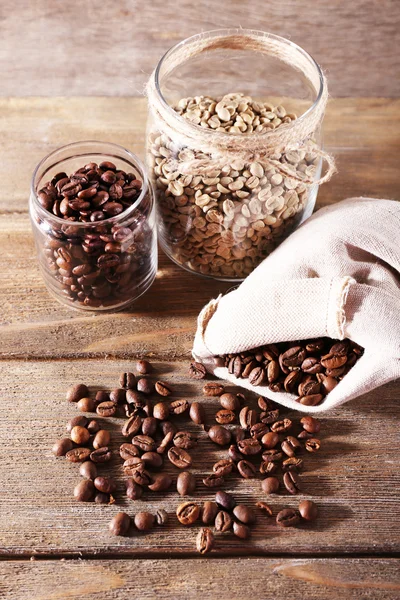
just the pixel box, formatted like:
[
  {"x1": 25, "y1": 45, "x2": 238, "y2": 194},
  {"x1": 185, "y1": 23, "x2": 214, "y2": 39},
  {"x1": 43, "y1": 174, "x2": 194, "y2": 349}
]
[
  {"x1": 146, "y1": 30, "x2": 334, "y2": 281},
  {"x1": 30, "y1": 141, "x2": 157, "y2": 311}
]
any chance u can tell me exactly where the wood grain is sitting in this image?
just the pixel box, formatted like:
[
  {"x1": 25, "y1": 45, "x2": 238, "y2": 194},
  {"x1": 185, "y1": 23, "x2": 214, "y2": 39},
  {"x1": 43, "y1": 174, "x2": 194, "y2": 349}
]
[
  {"x1": 0, "y1": 360, "x2": 398, "y2": 557},
  {"x1": 1, "y1": 559, "x2": 400, "y2": 600},
  {"x1": 0, "y1": 0, "x2": 399, "y2": 97}
]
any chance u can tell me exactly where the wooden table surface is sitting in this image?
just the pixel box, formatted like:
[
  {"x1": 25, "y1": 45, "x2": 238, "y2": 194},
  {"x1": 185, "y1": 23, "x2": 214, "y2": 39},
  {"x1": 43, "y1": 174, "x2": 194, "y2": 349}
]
[{"x1": 1, "y1": 2, "x2": 400, "y2": 598}]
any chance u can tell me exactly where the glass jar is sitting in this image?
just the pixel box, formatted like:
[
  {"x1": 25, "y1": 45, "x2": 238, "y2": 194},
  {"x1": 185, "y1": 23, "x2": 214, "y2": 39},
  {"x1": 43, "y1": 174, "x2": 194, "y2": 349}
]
[
  {"x1": 30, "y1": 141, "x2": 157, "y2": 311},
  {"x1": 146, "y1": 29, "x2": 334, "y2": 281}
]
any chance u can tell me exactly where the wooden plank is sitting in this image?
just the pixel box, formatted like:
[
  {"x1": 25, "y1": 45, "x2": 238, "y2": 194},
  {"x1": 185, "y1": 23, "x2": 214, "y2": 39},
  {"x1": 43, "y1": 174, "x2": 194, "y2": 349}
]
[
  {"x1": 1, "y1": 97, "x2": 399, "y2": 215},
  {"x1": 0, "y1": 0, "x2": 399, "y2": 97},
  {"x1": 1, "y1": 559, "x2": 400, "y2": 600},
  {"x1": 0, "y1": 359, "x2": 398, "y2": 557}
]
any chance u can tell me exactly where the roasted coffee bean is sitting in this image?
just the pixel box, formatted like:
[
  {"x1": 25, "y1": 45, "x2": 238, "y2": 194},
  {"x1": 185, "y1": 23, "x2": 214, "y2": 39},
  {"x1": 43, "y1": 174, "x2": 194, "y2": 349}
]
[
  {"x1": 109, "y1": 388, "x2": 126, "y2": 404},
  {"x1": 95, "y1": 391, "x2": 110, "y2": 404},
  {"x1": 137, "y1": 378, "x2": 154, "y2": 395},
  {"x1": 215, "y1": 490, "x2": 236, "y2": 511},
  {"x1": 202, "y1": 501, "x2": 219, "y2": 525},
  {"x1": 120, "y1": 443, "x2": 140, "y2": 460},
  {"x1": 267, "y1": 360, "x2": 280, "y2": 383},
  {"x1": 297, "y1": 394, "x2": 324, "y2": 406},
  {"x1": 208, "y1": 425, "x2": 231, "y2": 446},
  {"x1": 299, "y1": 500, "x2": 318, "y2": 521},
  {"x1": 233, "y1": 522, "x2": 251, "y2": 539},
  {"x1": 131, "y1": 435, "x2": 156, "y2": 452},
  {"x1": 259, "y1": 461, "x2": 278, "y2": 475},
  {"x1": 155, "y1": 509, "x2": 168, "y2": 526},
  {"x1": 262, "y1": 449, "x2": 284, "y2": 462},
  {"x1": 160, "y1": 421, "x2": 177, "y2": 436},
  {"x1": 94, "y1": 476, "x2": 116, "y2": 494},
  {"x1": 126, "y1": 389, "x2": 144, "y2": 407},
  {"x1": 176, "y1": 502, "x2": 200, "y2": 525},
  {"x1": 196, "y1": 528, "x2": 214, "y2": 554},
  {"x1": 237, "y1": 460, "x2": 257, "y2": 478},
  {"x1": 269, "y1": 381, "x2": 283, "y2": 393},
  {"x1": 256, "y1": 502, "x2": 273, "y2": 516},
  {"x1": 261, "y1": 476, "x2": 280, "y2": 494},
  {"x1": 250, "y1": 422, "x2": 270, "y2": 440},
  {"x1": 168, "y1": 446, "x2": 192, "y2": 469},
  {"x1": 131, "y1": 465, "x2": 152, "y2": 487},
  {"x1": 173, "y1": 431, "x2": 197, "y2": 449},
  {"x1": 270, "y1": 418, "x2": 292, "y2": 433},
  {"x1": 77, "y1": 397, "x2": 95, "y2": 412},
  {"x1": 92, "y1": 429, "x2": 111, "y2": 449},
  {"x1": 213, "y1": 459, "x2": 234, "y2": 477},
  {"x1": 283, "y1": 470, "x2": 301, "y2": 494},
  {"x1": 87, "y1": 419, "x2": 100, "y2": 434},
  {"x1": 122, "y1": 414, "x2": 142, "y2": 437},
  {"x1": 228, "y1": 444, "x2": 243, "y2": 463},
  {"x1": 170, "y1": 399, "x2": 189, "y2": 415},
  {"x1": 282, "y1": 457, "x2": 304, "y2": 472},
  {"x1": 276, "y1": 508, "x2": 300, "y2": 527},
  {"x1": 142, "y1": 452, "x2": 163, "y2": 469},
  {"x1": 260, "y1": 409, "x2": 280, "y2": 424},
  {"x1": 95, "y1": 492, "x2": 113, "y2": 505},
  {"x1": 119, "y1": 372, "x2": 136, "y2": 389},
  {"x1": 321, "y1": 352, "x2": 347, "y2": 370},
  {"x1": 134, "y1": 512, "x2": 155, "y2": 531},
  {"x1": 66, "y1": 447, "x2": 91, "y2": 463},
  {"x1": 281, "y1": 436, "x2": 302, "y2": 457},
  {"x1": 153, "y1": 402, "x2": 170, "y2": 421},
  {"x1": 79, "y1": 461, "x2": 97, "y2": 480},
  {"x1": 203, "y1": 382, "x2": 224, "y2": 396},
  {"x1": 233, "y1": 427, "x2": 246, "y2": 443},
  {"x1": 298, "y1": 379, "x2": 321, "y2": 397},
  {"x1": 136, "y1": 359, "x2": 152, "y2": 374},
  {"x1": 318, "y1": 374, "x2": 338, "y2": 394},
  {"x1": 284, "y1": 371, "x2": 303, "y2": 393},
  {"x1": 66, "y1": 416, "x2": 89, "y2": 433},
  {"x1": 215, "y1": 409, "x2": 236, "y2": 424},
  {"x1": 66, "y1": 384, "x2": 89, "y2": 403},
  {"x1": 300, "y1": 416, "x2": 321, "y2": 434},
  {"x1": 248, "y1": 366, "x2": 266, "y2": 386},
  {"x1": 189, "y1": 362, "x2": 207, "y2": 379},
  {"x1": 177, "y1": 471, "x2": 196, "y2": 496},
  {"x1": 203, "y1": 473, "x2": 225, "y2": 488},
  {"x1": 239, "y1": 406, "x2": 257, "y2": 430},
  {"x1": 141, "y1": 416, "x2": 157, "y2": 437},
  {"x1": 214, "y1": 356, "x2": 225, "y2": 367},
  {"x1": 157, "y1": 431, "x2": 174, "y2": 454},
  {"x1": 215, "y1": 510, "x2": 233, "y2": 532},
  {"x1": 297, "y1": 430, "x2": 314, "y2": 440},
  {"x1": 220, "y1": 393, "x2": 241, "y2": 412},
  {"x1": 96, "y1": 401, "x2": 117, "y2": 417},
  {"x1": 155, "y1": 381, "x2": 172, "y2": 396},
  {"x1": 126, "y1": 478, "x2": 143, "y2": 500},
  {"x1": 109, "y1": 512, "x2": 131, "y2": 536},
  {"x1": 189, "y1": 401, "x2": 205, "y2": 425},
  {"x1": 281, "y1": 346, "x2": 306, "y2": 369},
  {"x1": 237, "y1": 438, "x2": 262, "y2": 455},
  {"x1": 261, "y1": 432, "x2": 279, "y2": 449},
  {"x1": 305, "y1": 438, "x2": 321, "y2": 452},
  {"x1": 148, "y1": 473, "x2": 172, "y2": 492},
  {"x1": 302, "y1": 357, "x2": 323, "y2": 374},
  {"x1": 74, "y1": 479, "x2": 95, "y2": 502},
  {"x1": 233, "y1": 504, "x2": 256, "y2": 525},
  {"x1": 90, "y1": 446, "x2": 112, "y2": 463},
  {"x1": 52, "y1": 438, "x2": 74, "y2": 456},
  {"x1": 242, "y1": 359, "x2": 258, "y2": 378}
]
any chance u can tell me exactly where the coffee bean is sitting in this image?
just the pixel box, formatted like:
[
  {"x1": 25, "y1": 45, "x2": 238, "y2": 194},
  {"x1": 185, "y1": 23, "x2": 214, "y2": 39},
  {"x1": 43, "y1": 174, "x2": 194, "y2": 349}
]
[
  {"x1": 202, "y1": 501, "x2": 219, "y2": 525},
  {"x1": 79, "y1": 461, "x2": 97, "y2": 479},
  {"x1": 318, "y1": 374, "x2": 338, "y2": 393},
  {"x1": 66, "y1": 416, "x2": 89, "y2": 433},
  {"x1": 256, "y1": 502, "x2": 273, "y2": 516},
  {"x1": 155, "y1": 509, "x2": 168, "y2": 526},
  {"x1": 298, "y1": 379, "x2": 321, "y2": 396},
  {"x1": 233, "y1": 504, "x2": 256, "y2": 525},
  {"x1": 87, "y1": 420, "x2": 100, "y2": 434},
  {"x1": 148, "y1": 473, "x2": 172, "y2": 492},
  {"x1": 215, "y1": 409, "x2": 236, "y2": 424},
  {"x1": 160, "y1": 420, "x2": 177, "y2": 436},
  {"x1": 300, "y1": 416, "x2": 321, "y2": 434},
  {"x1": 139, "y1": 417, "x2": 156, "y2": 437},
  {"x1": 94, "y1": 476, "x2": 116, "y2": 494},
  {"x1": 52, "y1": 438, "x2": 74, "y2": 456},
  {"x1": 70, "y1": 425, "x2": 90, "y2": 445},
  {"x1": 284, "y1": 371, "x2": 303, "y2": 393},
  {"x1": 250, "y1": 422, "x2": 269, "y2": 440},
  {"x1": 66, "y1": 384, "x2": 89, "y2": 403},
  {"x1": 121, "y1": 415, "x2": 142, "y2": 437},
  {"x1": 233, "y1": 522, "x2": 251, "y2": 539},
  {"x1": 208, "y1": 425, "x2": 231, "y2": 446},
  {"x1": 131, "y1": 465, "x2": 152, "y2": 487},
  {"x1": 90, "y1": 446, "x2": 112, "y2": 463},
  {"x1": 74, "y1": 479, "x2": 95, "y2": 502},
  {"x1": 237, "y1": 438, "x2": 262, "y2": 456},
  {"x1": 213, "y1": 459, "x2": 234, "y2": 477},
  {"x1": 142, "y1": 451, "x2": 163, "y2": 469},
  {"x1": 280, "y1": 346, "x2": 306, "y2": 369},
  {"x1": 168, "y1": 446, "x2": 192, "y2": 469},
  {"x1": 259, "y1": 460, "x2": 278, "y2": 475},
  {"x1": 260, "y1": 409, "x2": 280, "y2": 424},
  {"x1": 153, "y1": 381, "x2": 171, "y2": 396},
  {"x1": 77, "y1": 397, "x2": 95, "y2": 412},
  {"x1": 119, "y1": 443, "x2": 140, "y2": 460},
  {"x1": 170, "y1": 399, "x2": 189, "y2": 415},
  {"x1": 215, "y1": 490, "x2": 236, "y2": 511},
  {"x1": 176, "y1": 501, "x2": 200, "y2": 525},
  {"x1": 239, "y1": 406, "x2": 258, "y2": 430},
  {"x1": 297, "y1": 430, "x2": 313, "y2": 440},
  {"x1": 136, "y1": 359, "x2": 152, "y2": 374},
  {"x1": 93, "y1": 429, "x2": 111, "y2": 449},
  {"x1": 281, "y1": 436, "x2": 302, "y2": 457},
  {"x1": 196, "y1": 528, "x2": 214, "y2": 554},
  {"x1": 189, "y1": 402, "x2": 205, "y2": 424},
  {"x1": 173, "y1": 431, "x2": 197, "y2": 449},
  {"x1": 131, "y1": 435, "x2": 156, "y2": 452},
  {"x1": 302, "y1": 357, "x2": 322, "y2": 374},
  {"x1": 276, "y1": 508, "x2": 300, "y2": 527},
  {"x1": 177, "y1": 471, "x2": 196, "y2": 496},
  {"x1": 219, "y1": 393, "x2": 241, "y2": 412},
  {"x1": 109, "y1": 388, "x2": 126, "y2": 404},
  {"x1": 299, "y1": 500, "x2": 318, "y2": 521},
  {"x1": 95, "y1": 391, "x2": 110, "y2": 404},
  {"x1": 261, "y1": 432, "x2": 279, "y2": 449},
  {"x1": 152, "y1": 402, "x2": 169, "y2": 421},
  {"x1": 321, "y1": 352, "x2": 347, "y2": 370},
  {"x1": 96, "y1": 401, "x2": 117, "y2": 417},
  {"x1": 261, "y1": 476, "x2": 280, "y2": 494},
  {"x1": 137, "y1": 378, "x2": 154, "y2": 395},
  {"x1": 282, "y1": 457, "x2": 304, "y2": 472},
  {"x1": 203, "y1": 473, "x2": 225, "y2": 488},
  {"x1": 237, "y1": 460, "x2": 257, "y2": 478},
  {"x1": 157, "y1": 431, "x2": 174, "y2": 454},
  {"x1": 270, "y1": 419, "x2": 292, "y2": 433},
  {"x1": 95, "y1": 492, "x2": 113, "y2": 504},
  {"x1": 119, "y1": 372, "x2": 136, "y2": 389},
  {"x1": 203, "y1": 382, "x2": 224, "y2": 396},
  {"x1": 228, "y1": 444, "x2": 243, "y2": 463},
  {"x1": 248, "y1": 366, "x2": 266, "y2": 386},
  {"x1": 297, "y1": 394, "x2": 324, "y2": 406},
  {"x1": 109, "y1": 512, "x2": 131, "y2": 536},
  {"x1": 283, "y1": 470, "x2": 301, "y2": 494},
  {"x1": 134, "y1": 512, "x2": 155, "y2": 531},
  {"x1": 189, "y1": 362, "x2": 207, "y2": 379},
  {"x1": 66, "y1": 447, "x2": 91, "y2": 463},
  {"x1": 215, "y1": 510, "x2": 233, "y2": 532},
  {"x1": 262, "y1": 449, "x2": 283, "y2": 463},
  {"x1": 305, "y1": 438, "x2": 321, "y2": 452},
  {"x1": 126, "y1": 479, "x2": 143, "y2": 500}
]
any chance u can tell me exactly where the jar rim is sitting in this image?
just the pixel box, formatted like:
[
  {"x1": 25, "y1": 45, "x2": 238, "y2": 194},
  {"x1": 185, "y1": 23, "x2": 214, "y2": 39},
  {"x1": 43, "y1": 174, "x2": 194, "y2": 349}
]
[
  {"x1": 30, "y1": 140, "x2": 150, "y2": 228},
  {"x1": 154, "y1": 28, "x2": 325, "y2": 138}
]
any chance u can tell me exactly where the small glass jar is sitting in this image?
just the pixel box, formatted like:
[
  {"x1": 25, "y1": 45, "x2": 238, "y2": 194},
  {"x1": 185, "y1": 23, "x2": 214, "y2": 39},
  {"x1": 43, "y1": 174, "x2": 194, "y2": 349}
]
[
  {"x1": 30, "y1": 141, "x2": 157, "y2": 311},
  {"x1": 147, "y1": 30, "x2": 333, "y2": 281}
]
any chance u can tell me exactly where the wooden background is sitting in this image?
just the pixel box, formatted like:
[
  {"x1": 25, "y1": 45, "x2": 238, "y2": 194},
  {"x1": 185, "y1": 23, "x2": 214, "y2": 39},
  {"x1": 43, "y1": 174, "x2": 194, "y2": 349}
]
[{"x1": 0, "y1": 1, "x2": 399, "y2": 599}]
